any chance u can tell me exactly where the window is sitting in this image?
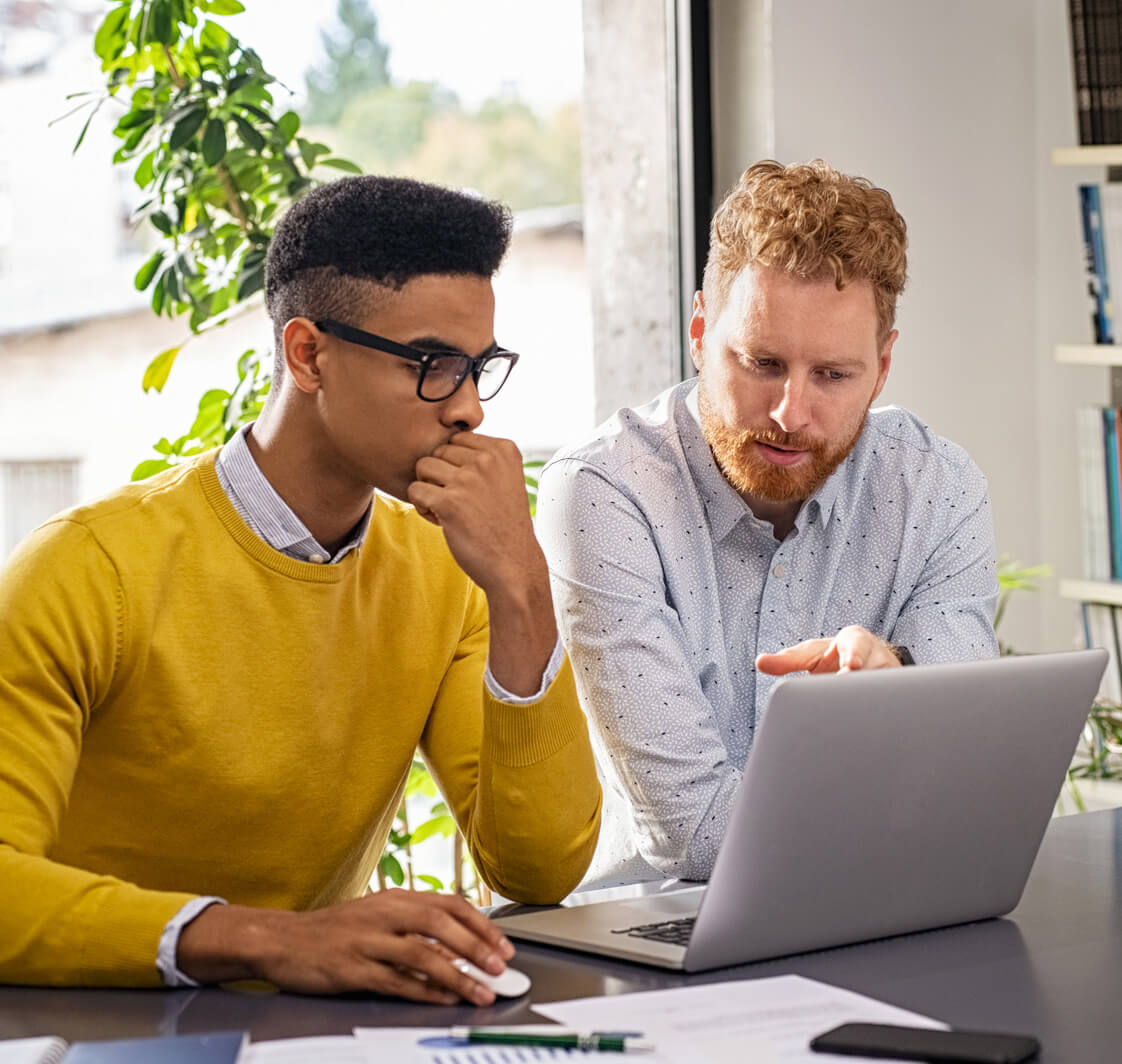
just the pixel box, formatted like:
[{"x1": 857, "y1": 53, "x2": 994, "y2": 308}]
[
  {"x1": 2, "y1": 459, "x2": 79, "y2": 556},
  {"x1": 0, "y1": 159, "x2": 11, "y2": 277}
]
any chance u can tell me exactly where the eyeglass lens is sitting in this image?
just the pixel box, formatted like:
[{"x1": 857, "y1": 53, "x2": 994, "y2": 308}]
[{"x1": 420, "y1": 353, "x2": 514, "y2": 401}]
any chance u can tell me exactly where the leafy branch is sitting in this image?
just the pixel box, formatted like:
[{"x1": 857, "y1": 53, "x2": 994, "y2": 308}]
[{"x1": 73, "y1": 0, "x2": 361, "y2": 479}]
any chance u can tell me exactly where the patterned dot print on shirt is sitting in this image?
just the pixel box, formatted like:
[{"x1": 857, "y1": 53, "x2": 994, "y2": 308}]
[{"x1": 536, "y1": 378, "x2": 999, "y2": 888}]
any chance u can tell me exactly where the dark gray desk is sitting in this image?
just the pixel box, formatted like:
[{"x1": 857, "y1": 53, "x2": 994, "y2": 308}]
[{"x1": 2, "y1": 808, "x2": 1120, "y2": 1062}]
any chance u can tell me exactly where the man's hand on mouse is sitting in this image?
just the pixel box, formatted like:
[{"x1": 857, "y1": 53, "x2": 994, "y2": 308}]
[
  {"x1": 176, "y1": 888, "x2": 513, "y2": 1005},
  {"x1": 755, "y1": 624, "x2": 901, "y2": 676}
]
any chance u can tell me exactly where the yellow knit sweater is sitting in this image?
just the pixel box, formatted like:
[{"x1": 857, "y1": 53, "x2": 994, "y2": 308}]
[{"x1": 0, "y1": 452, "x2": 600, "y2": 987}]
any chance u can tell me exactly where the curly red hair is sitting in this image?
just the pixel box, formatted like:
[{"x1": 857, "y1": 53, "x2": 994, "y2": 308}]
[{"x1": 702, "y1": 159, "x2": 907, "y2": 341}]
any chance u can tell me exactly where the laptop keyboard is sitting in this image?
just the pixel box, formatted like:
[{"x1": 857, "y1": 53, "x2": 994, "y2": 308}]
[{"x1": 611, "y1": 917, "x2": 696, "y2": 946}]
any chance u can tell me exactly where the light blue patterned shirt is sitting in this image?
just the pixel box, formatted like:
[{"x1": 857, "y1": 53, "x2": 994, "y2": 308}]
[{"x1": 536, "y1": 378, "x2": 998, "y2": 888}]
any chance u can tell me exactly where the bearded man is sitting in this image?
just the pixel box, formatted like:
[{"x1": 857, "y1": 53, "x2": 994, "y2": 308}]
[{"x1": 535, "y1": 159, "x2": 998, "y2": 887}]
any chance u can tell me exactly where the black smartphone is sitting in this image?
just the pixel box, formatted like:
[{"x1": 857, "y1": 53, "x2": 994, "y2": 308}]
[{"x1": 810, "y1": 1022, "x2": 1040, "y2": 1063}]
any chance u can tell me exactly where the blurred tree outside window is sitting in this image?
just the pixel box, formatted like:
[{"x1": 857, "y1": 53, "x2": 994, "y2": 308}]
[{"x1": 302, "y1": 0, "x2": 390, "y2": 125}]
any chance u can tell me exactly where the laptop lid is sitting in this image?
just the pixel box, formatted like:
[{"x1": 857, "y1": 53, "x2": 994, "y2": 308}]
[
  {"x1": 495, "y1": 650, "x2": 1106, "y2": 971},
  {"x1": 682, "y1": 648, "x2": 1107, "y2": 970}
]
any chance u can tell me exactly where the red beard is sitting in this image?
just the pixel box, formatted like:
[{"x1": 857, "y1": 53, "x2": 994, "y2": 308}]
[{"x1": 699, "y1": 397, "x2": 867, "y2": 503}]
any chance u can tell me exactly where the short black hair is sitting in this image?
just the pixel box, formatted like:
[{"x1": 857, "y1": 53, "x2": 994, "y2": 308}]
[{"x1": 264, "y1": 175, "x2": 513, "y2": 360}]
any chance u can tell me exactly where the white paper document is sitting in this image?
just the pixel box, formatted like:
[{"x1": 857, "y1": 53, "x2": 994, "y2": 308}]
[
  {"x1": 533, "y1": 974, "x2": 945, "y2": 1063},
  {"x1": 0, "y1": 1037, "x2": 69, "y2": 1064},
  {"x1": 353, "y1": 1026, "x2": 771, "y2": 1064},
  {"x1": 240, "y1": 1035, "x2": 372, "y2": 1063}
]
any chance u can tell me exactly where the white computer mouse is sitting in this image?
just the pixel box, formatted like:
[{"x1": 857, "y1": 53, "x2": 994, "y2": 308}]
[{"x1": 452, "y1": 957, "x2": 532, "y2": 998}]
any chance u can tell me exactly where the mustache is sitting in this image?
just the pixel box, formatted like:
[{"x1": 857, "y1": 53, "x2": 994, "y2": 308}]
[{"x1": 725, "y1": 426, "x2": 824, "y2": 454}]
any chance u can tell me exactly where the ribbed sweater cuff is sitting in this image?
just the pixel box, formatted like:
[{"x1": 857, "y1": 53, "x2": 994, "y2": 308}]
[
  {"x1": 66, "y1": 887, "x2": 200, "y2": 988},
  {"x1": 481, "y1": 657, "x2": 586, "y2": 767}
]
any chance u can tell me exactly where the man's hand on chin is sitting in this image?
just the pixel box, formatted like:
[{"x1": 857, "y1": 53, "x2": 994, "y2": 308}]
[
  {"x1": 407, "y1": 430, "x2": 544, "y2": 594},
  {"x1": 407, "y1": 430, "x2": 557, "y2": 697},
  {"x1": 755, "y1": 624, "x2": 902, "y2": 676}
]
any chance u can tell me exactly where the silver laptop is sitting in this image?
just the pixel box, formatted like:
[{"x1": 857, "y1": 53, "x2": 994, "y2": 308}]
[{"x1": 495, "y1": 649, "x2": 1107, "y2": 971}]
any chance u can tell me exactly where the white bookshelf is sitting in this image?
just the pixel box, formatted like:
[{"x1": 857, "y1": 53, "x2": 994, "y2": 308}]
[
  {"x1": 1055, "y1": 146, "x2": 1122, "y2": 611},
  {"x1": 1053, "y1": 145, "x2": 1122, "y2": 166},
  {"x1": 1059, "y1": 579, "x2": 1122, "y2": 607},
  {"x1": 1055, "y1": 343, "x2": 1122, "y2": 366}
]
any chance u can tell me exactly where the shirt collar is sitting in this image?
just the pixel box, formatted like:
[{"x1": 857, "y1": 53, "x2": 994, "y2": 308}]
[
  {"x1": 217, "y1": 424, "x2": 373, "y2": 563},
  {"x1": 679, "y1": 381, "x2": 762, "y2": 543},
  {"x1": 802, "y1": 447, "x2": 849, "y2": 529}
]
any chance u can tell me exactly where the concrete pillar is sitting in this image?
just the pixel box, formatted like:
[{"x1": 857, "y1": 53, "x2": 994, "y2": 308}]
[{"x1": 581, "y1": 0, "x2": 685, "y2": 421}]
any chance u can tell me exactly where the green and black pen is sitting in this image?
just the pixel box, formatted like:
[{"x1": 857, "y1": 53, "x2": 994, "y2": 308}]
[{"x1": 449, "y1": 1028, "x2": 656, "y2": 1054}]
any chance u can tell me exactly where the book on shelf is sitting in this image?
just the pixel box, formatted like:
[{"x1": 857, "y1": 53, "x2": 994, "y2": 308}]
[
  {"x1": 1077, "y1": 406, "x2": 1113, "y2": 580},
  {"x1": 1082, "y1": 601, "x2": 1122, "y2": 701},
  {"x1": 1089, "y1": 0, "x2": 1105, "y2": 142},
  {"x1": 1103, "y1": 408, "x2": 1122, "y2": 575},
  {"x1": 1078, "y1": 183, "x2": 1113, "y2": 343},
  {"x1": 1072, "y1": 406, "x2": 1122, "y2": 579},
  {"x1": 1071, "y1": 0, "x2": 1094, "y2": 143},
  {"x1": 1100, "y1": 183, "x2": 1122, "y2": 314},
  {"x1": 1068, "y1": 0, "x2": 1122, "y2": 144},
  {"x1": 1100, "y1": 0, "x2": 1122, "y2": 143},
  {"x1": 0, "y1": 1031, "x2": 246, "y2": 1064}
]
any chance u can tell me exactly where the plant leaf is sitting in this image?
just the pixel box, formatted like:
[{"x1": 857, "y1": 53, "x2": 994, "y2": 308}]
[
  {"x1": 236, "y1": 262, "x2": 265, "y2": 300},
  {"x1": 142, "y1": 345, "x2": 182, "y2": 393},
  {"x1": 93, "y1": 4, "x2": 130, "y2": 61},
  {"x1": 150, "y1": 1, "x2": 174, "y2": 45},
  {"x1": 240, "y1": 103, "x2": 273, "y2": 125},
  {"x1": 408, "y1": 815, "x2": 457, "y2": 845},
  {"x1": 151, "y1": 271, "x2": 166, "y2": 315},
  {"x1": 71, "y1": 105, "x2": 99, "y2": 153},
  {"x1": 134, "y1": 251, "x2": 164, "y2": 291},
  {"x1": 379, "y1": 853, "x2": 405, "y2": 887},
  {"x1": 201, "y1": 117, "x2": 227, "y2": 165},
  {"x1": 132, "y1": 458, "x2": 172, "y2": 481},
  {"x1": 117, "y1": 107, "x2": 155, "y2": 131},
  {"x1": 134, "y1": 150, "x2": 157, "y2": 187},
  {"x1": 319, "y1": 157, "x2": 362, "y2": 175},
  {"x1": 232, "y1": 113, "x2": 265, "y2": 151},
  {"x1": 198, "y1": 19, "x2": 230, "y2": 53},
  {"x1": 276, "y1": 110, "x2": 299, "y2": 143},
  {"x1": 169, "y1": 106, "x2": 207, "y2": 151}
]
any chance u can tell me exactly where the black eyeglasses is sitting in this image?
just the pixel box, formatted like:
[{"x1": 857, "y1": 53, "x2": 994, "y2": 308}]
[{"x1": 315, "y1": 319, "x2": 520, "y2": 402}]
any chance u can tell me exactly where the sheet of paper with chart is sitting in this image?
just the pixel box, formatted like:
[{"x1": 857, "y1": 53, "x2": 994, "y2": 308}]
[
  {"x1": 354, "y1": 1025, "x2": 777, "y2": 1064},
  {"x1": 532, "y1": 974, "x2": 945, "y2": 1063}
]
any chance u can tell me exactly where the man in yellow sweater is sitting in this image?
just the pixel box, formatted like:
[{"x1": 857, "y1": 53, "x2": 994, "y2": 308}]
[{"x1": 0, "y1": 176, "x2": 601, "y2": 1005}]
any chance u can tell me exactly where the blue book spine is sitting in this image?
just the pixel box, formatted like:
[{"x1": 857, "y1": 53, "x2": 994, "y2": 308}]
[
  {"x1": 1104, "y1": 407, "x2": 1122, "y2": 577},
  {"x1": 1081, "y1": 183, "x2": 1115, "y2": 342}
]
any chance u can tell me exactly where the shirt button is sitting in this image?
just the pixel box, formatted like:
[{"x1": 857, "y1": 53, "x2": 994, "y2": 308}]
[
  {"x1": 308, "y1": 553, "x2": 326, "y2": 564},
  {"x1": 773, "y1": 563, "x2": 784, "y2": 577}
]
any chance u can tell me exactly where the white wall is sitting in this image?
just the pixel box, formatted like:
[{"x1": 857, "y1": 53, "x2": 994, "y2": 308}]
[{"x1": 710, "y1": 0, "x2": 1093, "y2": 653}]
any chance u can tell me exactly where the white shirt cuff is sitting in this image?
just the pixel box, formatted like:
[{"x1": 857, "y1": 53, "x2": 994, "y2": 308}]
[
  {"x1": 157, "y1": 896, "x2": 227, "y2": 987},
  {"x1": 484, "y1": 634, "x2": 565, "y2": 704}
]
